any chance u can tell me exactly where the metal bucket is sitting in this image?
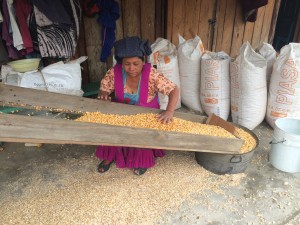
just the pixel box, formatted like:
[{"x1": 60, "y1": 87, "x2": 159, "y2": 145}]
[
  {"x1": 270, "y1": 118, "x2": 300, "y2": 173},
  {"x1": 195, "y1": 125, "x2": 259, "y2": 175}
]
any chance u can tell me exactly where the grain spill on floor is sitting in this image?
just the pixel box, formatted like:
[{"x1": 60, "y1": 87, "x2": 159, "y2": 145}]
[{"x1": 1, "y1": 150, "x2": 245, "y2": 225}]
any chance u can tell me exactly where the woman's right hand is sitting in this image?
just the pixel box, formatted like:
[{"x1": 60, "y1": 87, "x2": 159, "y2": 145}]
[{"x1": 97, "y1": 90, "x2": 111, "y2": 101}]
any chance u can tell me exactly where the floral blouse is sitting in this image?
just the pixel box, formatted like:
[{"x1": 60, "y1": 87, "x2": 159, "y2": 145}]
[{"x1": 100, "y1": 66, "x2": 177, "y2": 103}]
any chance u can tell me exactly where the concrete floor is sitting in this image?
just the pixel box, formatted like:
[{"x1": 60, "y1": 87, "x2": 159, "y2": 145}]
[{"x1": 0, "y1": 110, "x2": 300, "y2": 224}]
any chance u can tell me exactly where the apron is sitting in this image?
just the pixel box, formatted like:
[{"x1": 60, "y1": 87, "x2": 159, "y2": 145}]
[{"x1": 113, "y1": 63, "x2": 160, "y2": 109}]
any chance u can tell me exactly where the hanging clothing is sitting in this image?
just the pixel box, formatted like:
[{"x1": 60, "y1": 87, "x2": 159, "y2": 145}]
[
  {"x1": 6, "y1": 0, "x2": 24, "y2": 51},
  {"x1": 1, "y1": 0, "x2": 19, "y2": 59},
  {"x1": 0, "y1": 10, "x2": 3, "y2": 23},
  {"x1": 97, "y1": 0, "x2": 120, "y2": 62},
  {"x1": 242, "y1": 0, "x2": 268, "y2": 22},
  {"x1": 96, "y1": 63, "x2": 168, "y2": 168},
  {"x1": 31, "y1": 0, "x2": 73, "y2": 27},
  {"x1": 32, "y1": 0, "x2": 81, "y2": 57},
  {"x1": 13, "y1": 0, "x2": 33, "y2": 54}
]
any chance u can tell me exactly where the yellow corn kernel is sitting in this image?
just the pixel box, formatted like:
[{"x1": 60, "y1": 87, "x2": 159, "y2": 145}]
[{"x1": 75, "y1": 112, "x2": 256, "y2": 153}]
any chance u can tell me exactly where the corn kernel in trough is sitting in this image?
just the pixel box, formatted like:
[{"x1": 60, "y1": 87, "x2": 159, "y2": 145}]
[{"x1": 75, "y1": 112, "x2": 256, "y2": 153}]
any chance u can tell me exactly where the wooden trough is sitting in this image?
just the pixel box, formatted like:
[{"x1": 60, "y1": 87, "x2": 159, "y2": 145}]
[{"x1": 0, "y1": 84, "x2": 244, "y2": 154}]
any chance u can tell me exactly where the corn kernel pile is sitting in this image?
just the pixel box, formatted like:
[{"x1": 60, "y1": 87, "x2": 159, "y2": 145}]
[{"x1": 75, "y1": 112, "x2": 256, "y2": 153}]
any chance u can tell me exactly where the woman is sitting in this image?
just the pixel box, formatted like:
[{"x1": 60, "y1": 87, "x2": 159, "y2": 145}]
[{"x1": 96, "y1": 36, "x2": 180, "y2": 175}]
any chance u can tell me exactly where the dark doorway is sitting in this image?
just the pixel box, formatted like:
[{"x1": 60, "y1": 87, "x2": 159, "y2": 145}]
[{"x1": 273, "y1": 0, "x2": 300, "y2": 51}]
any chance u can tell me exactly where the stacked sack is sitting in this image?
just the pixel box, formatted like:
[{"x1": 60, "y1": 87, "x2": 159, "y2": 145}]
[
  {"x1": 266, "y1": 43, "x2": 300, "y2": 128},
  {"x1": 200, "y1": 51, "x2": 231, "y2": 120},
  {"x1": 177, "y1": 35, "x2": 204, "y2": 113},
  {"x1": 149, "y1": 38, "x2": 181, "y2": 110},
  {"x1": 230, "y1": 42, "x2": 267, "y2": 130}
]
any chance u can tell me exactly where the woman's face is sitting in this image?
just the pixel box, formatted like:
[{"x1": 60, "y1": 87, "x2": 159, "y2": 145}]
[{"x1": 122, "y1": 57, "x2": 144, "y2": 78}]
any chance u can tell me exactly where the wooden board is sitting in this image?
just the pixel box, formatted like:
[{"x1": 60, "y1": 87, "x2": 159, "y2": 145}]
[
  {"x1": 141, "y1": 0, "x2": 155, "y2": 43},
  {"x1": 0, "y1": 113, "x2": 243, "y2": 153},
  {"x1": 0, "y1": 84, "x2": 206, "y2": 123}
]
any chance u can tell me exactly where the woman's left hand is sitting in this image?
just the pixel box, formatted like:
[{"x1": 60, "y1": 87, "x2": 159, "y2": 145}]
[{"x1": 157, "y1": 110, "x2": 174, "y2": 124}]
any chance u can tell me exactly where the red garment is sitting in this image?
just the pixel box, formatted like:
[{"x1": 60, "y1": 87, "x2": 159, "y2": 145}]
[{"x1": 13, "y1": 0, "x2": 33, "y2": 54}]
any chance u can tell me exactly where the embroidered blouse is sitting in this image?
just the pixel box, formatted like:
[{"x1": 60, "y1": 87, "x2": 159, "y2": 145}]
[{"x1": 100, "y1": 66, "x2": 177, "y2": 103}]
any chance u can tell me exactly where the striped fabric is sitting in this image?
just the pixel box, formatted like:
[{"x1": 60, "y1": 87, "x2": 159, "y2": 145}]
[{"x1": 33, "y1": 0, "x2": 81, "y2": 58}]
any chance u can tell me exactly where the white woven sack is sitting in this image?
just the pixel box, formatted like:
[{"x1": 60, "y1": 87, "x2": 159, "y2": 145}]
[
  {"x1": 257, "y1": 42, "x2": 276, "y2": 89},
  {"x1": 266, "y1": 43, "x2": 300, "y2": 128},
  {"x1": 149, "y1": 38, "x2": 181, "y2": 110},
  {"x1": 200, "y1": 51, "x2": 230, "y2": 120},
  {"x1": 230, "y1": 42, "x2": 267, "y2": 130},
  {"x1": 178, "y1": 35, "x2": 204, "y2": 112},
  {"x1": 41, "y1": 57, "x2": 87, "y2": 96}
]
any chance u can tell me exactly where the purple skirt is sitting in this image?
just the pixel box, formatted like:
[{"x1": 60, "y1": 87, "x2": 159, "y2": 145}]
[{"x1": 95, "y1": 146, "x2": 165, "y2": 169}]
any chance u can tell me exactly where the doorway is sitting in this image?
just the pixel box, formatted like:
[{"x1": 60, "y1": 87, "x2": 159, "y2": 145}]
[{"x1": 273, "y1": 0, "x2": 300, "y2": 51}]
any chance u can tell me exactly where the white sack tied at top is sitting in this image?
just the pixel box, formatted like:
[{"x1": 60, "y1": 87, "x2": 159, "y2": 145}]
[
  {"x1": 149, "y1": 38, "x2": 181, "y2": 110},
  {"x1": 230, "y1": 42, "x2": 267, "y2": 130},
  {"x1": 266, "y1": 43, "x2": 300, "y2": 128},
  {"x1": 177, "y1": 34, "x2": 204, "y2": 112},
  {"x1": 200, "y1": 51, "x2": 231, "y2": 120},
  {"x1": 256, "y1": 42, "x2": 276, "y2": 89}
]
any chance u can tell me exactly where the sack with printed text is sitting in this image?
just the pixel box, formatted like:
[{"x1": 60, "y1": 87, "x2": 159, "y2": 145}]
[
  {"x1": 178, "y1": 35, "x2": 204, "y2": 112},
  {"x1": 200, "y1": 51, "x2": 230, "y2": 120},
  {"x1": 230, "y1": 42, "x2": 267, "y2": 130},
  {"x1": 149, "y1": 38, "x2": 181, "y2": 110},
  {"x1": 266, "y1": 43, "x2": 300, "y2": 128}
]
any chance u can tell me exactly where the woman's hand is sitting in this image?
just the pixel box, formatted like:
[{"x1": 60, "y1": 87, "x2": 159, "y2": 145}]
[
  {"x1": 97, "y1": 90, "x2": 111, "y2": 101},
  {"x1": 157, "y1": 110, "x2": 174, "y2": 124}
]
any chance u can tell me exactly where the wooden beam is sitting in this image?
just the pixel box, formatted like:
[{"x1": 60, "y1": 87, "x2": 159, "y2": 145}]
[
  {"x1": 268, "y1": 0, "x2": 281, "y2": 44},
  {"x1": 0, "y1": 113, "x2": 243, "y2": 154},
  {"x1": 141, "y1": 0, "x2": 155, "y2": 42},
  {"x1": 0, "y1": 84, "x2": 206, "y2": 123},
  {"x1": 122, "y1": 0, "x2": 141, "y2": 36}
]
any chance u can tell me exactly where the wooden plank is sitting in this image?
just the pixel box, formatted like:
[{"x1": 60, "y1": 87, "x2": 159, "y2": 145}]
[
  {"x1": 260, "y1": 0, "x2": 276, "y2": 43},
  {"x1": 122, "y1": 0, "x2": 141, "y2": 36},
  {"x1": 220, "y1": 0, "x2": 237, "y2": 55},
  {"x1": 242, "y1": 22, "x2": 254, "y2": 44},
  {"x1": 171, "y1": 0, "x2": 186, "y2": 46},
  {"x1": 166, "y1": 0, "x2": 174, "y2": 42},
  {"x1": 116, "y1": 0, "x2": 124, "y2": 40},
  {"x1": 230, "y1": 0, "x2": 245, "y2": 57},
  {"x1": 251, "y1": 6, "x2": 266, "y2": 49},
  {"x1": 141, "y1": 0, "x2": 155, "y2": 42},
  {"x1": 155, "y1": 0, "x2": 163, "y2": 40},
  {"x1": 0, "y1": 113, "x2": 243, "y2": 154},
  {"x1": 213, "y1": 0, "x2": 225, "y2": 52},
  {"x1": 0, "y1": 84, "x2": 206, "y2": 123},
  {"x1": 183, "y1": 0, "x2": 202, "y2": 41},
  {"x1": 83, "y1": 16, "x2": 107, "y2": 82},
  {"x1": 268, "y1": 0, "x2": 281, "y2": 43},
  {"x1": 198, "y1": 0, "x2": 216, "y2": 50}
]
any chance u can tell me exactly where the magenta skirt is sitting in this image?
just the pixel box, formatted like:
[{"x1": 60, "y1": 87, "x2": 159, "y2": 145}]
[{"x1": 95, "y1": 146, "x2": 165, "y2": 169}]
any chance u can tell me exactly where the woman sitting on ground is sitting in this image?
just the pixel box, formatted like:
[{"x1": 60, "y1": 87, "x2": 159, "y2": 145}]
[{"x1": 96, "y1": 36, "x2": 180, "y2": 176}]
